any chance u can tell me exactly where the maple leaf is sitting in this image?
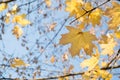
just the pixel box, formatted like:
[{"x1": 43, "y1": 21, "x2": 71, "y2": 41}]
[
  {"x1": 10, "y1": 4, "x2": 18, "y2": 14},
  {"x1": 12, "y1": 14, "x2": 31, "y2": 26},
  {"x1": 82, "y1": 65, "x2": 112, "y2": 80},
  {"x1": 97, "y1": 70, "x2": 112, "y2": 80},
  {"x1": 45, "y1": 0, "x2": 51, "y2": 7},
  {"x1": 65, "y1": 0, "x2": 84, "y2": 16},
  {"x1": 89, "y1": 8, "x2": 103, "y2": 26},
  {"x1": 99, "y1": 35, "x2": 108, "y2": 44},
  {"x1": 66, "y1": 1, "x2": 102, "y2": 26},
  {"x1": 12, "y1": 25, "x2": 23, "y2": 39},
  {"x1": 18, "y1": 19, "x2": 31, "y2": 26},
  {"x1": 0, "y1": 3, "x2": 7, "y2": 12},
  {"x1": 50, "y1": 56, "x2": 56, "y2": 63},
  {"x1": 49, "y1": 23, "x2": 56, "y2": 31},
  {"x1": 10, "y1": 58, "x2": 29, "y2": 68},
  {"x1": 5, "y1": 12, "x2": 11, "y2": 23},
  {"x1": 60, "y1": 26, "x2": 97, "y2": 56},
  {"x1": 82, "y1": 65, "x2": 100, "y2": 80},
  {"x1": 81, "y1": 2, "x2": 103, "y2": 26},
  {"x1": 80, "y1": 56, "x2": 99, "y2": 71},
  {"x1": 100, "y1": 38, "x2": 117, "y2": 56},
  {"x1": 105, "y1": 2, "x2": 120, "y2": 29},
  {"x1": 115, "y1": 31, "x2": 120, "y2": 39}
]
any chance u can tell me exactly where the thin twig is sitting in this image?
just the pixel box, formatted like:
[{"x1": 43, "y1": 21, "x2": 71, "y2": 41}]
[
  {"x1": 0, "y1": 64, "x2": 120, "y2": 80},
  {"x1": 36, "y1": 16, "x2": 70, "y2": 59},
  {"x1": 0, "y1": 0, "x2": 16, "y2": 4},
  {"x1": 106, "y1": 49, "x2": 120, "y2": 67}
]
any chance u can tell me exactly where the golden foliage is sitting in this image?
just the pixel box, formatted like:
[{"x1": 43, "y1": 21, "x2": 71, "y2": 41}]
[
  {"x1": 12, "y1": 14, "x2": 31, "y2": 26},
  {"x1": 0, "y1": 3, "x2": 7, "y2": 12},
  {"x1": 12, "y1": 25, "x2": 23, "y2": 39},
  {"x1": 115, "y1": 31, "x2": 120, "y2": 39},
  {"x1": 60, "y1": 26, "x2": 97, "y2": 56},
  {"x1": 65, "y1": 0, "x2": 103, "y2": 26},
  {"x1": 10, "y1": 58, "x2": 29, "y2": 68},
  {"x1": 82, "y1": 66, "x2": 112, "y2": 80},
  {"x1": 80, "y1": 56, "x2": 99, "y2": 71},
  {"x1": 45, "y1": 0, "x2": 51, "y2": 7},
  {"x1": 50, "y1": 56, "x2": 56, "y2": 63},
  {"x1": 105, "y1": 2, "x2": 120, "y2": 29},
  {"x1": 100, "y1": 38, "x2": 117, "y2": 56}
]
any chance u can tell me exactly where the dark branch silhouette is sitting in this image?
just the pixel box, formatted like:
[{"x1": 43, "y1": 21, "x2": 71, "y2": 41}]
[
  {"x1": 0, "y1": 64, "x2": 119, "y2": 80},
  {"x1": 0, "y1": 0, "x2": 16, "y2": 4}
]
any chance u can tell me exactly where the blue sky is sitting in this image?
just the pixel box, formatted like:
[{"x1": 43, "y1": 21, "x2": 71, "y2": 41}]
[{"x1": 0, "y1": 0, "x2": 120, "y2": 79}]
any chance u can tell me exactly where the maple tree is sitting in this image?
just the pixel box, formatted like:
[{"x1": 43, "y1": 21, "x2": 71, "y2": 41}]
[{"x1": 0, "y1": 0, "x2": 120, "y2": 80}]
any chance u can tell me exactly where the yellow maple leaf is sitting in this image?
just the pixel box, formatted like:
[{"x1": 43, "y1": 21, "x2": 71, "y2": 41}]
[
  {"x1": 100, "y1": 38, "x2": 116, "y2": 56},
  {"x1": 80, "y1": 56, "x2": 99, "y2": 71},
  {"x1": 49, "y1": 23, "x2": 56, "y2": 31},
  {"x1": 5, "y1": 12, "x2": 11, "y2": 23},
  {"x1": 82, "y1": 65, "x2": 112, "y2": 80},
  {"x1": 45, "y1": 0, "x2": 51, "y2": 7},
  {"x1": 10, "y1": 58, "x2": 30, "y2": 68},
  {"x1": 59, "y1": 26, "x2": 97, "y2": 56},
  {"x1": 0, "y1": 3, "x2": 7, "y2": 12},
  {"x1": 12, "y1": 14, "x2": 26, "y2": 23},
  {"x1": 105, "y1": 2, "x2": 120, "y2": 29},
  {"x1": 12, "y1": 14, "x2": 31, "y2": 26},
  {"x1": 82, "y1": 2, "x2": 103, "y2": 26},
  {"x1": 89, "y1": 8, "x2": 103, "y2": 26},
  {"x1": 98, "y1": 70, "x2": 112, "y2": 80},
  {"x1": 10, "y1": 4, "x2": 18, "y2": 14},
  {"x1": 18, "y1": 19, "x2": 31, "y2": 26},
  {"x1": 99, "y1": 35, "x2": 108, "y2": 44},
  {"x1": 101, "y1": 62, "x2": 107, "y2": 67},
  {"x1": 115, "y1": 31, "x2": 120, "y2": 39},
  {"x1": 65, "y1": 0, "x2": 84, "y2": 16},
  {"x1": 77, "y1": 22, "x2": 85, "y2": 30},
  {"x1": 50, "y1": 56, "x2": 55, "y2": 63},
  {"x1": 66, "y1": 1, "x2": 102, "y2": 26},
  {"x1": 12, "y1": 25, "x2": 23, "y2": 39}
]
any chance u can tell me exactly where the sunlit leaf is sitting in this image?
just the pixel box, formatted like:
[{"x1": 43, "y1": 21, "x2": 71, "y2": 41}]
[
  {"x1": 5, "y1": 12, "x2": 11, "y2": 23},
  {"x1": 115, "y1": 31, "x2": 120, "y2": 39},
  {"x1": 80, "y1": 56, "x2": 99, "y2": 71},
  {"x1": 12, "y1": 25, "x2": 23, "y2": 39},
  {"x1": 65, "y1": 0, "x2": 84, "y2": 16},
  {"x1": 11, "y1": 4, "x2": 18, "y2": 14},
  {"x1": 12, "y1": 14, "x2": 31, "y2": 26},
  {"x1": 18, "y1": 19, "x2": 31, "y2": 26},
  {"x1": 10, "y1": 58, "x2": 30, "y2": 68},
  {"x1": 101, "y1": 62, "x2": 107, "y2": 67},
  {"x1": 68, "y1": 65, "x2": 74, "y2": 72},
  {"x1": 50, "y1": 56, "x2": 55, "y2": 63},
  {"x1": 45, "y1": 0, "x2": 51, "y2": 7},
  {"x1": 89, "y1": 8, "x2": 103, "y2": 26},
  {"x1": 49, "y1": 23, "x2": 56, "y2": 31},
  {"x1": 98, "y1": 70, "x2": 112, "y2": 80},
  {"x1": 105, "y1": 2, "x2": 120, "y2": 29},
  {"x1": 0, "y1": 3, "x2": 7, "y2": 12},
  {"x1": 60, "y1": 26, "x2": 97, "y2": 56},
  {"x1": 100, "y1": 38, "x2": 117, "y2": 56},
  {"x1": 65, "y1": 0, "x2": 102, "y2": 26}
]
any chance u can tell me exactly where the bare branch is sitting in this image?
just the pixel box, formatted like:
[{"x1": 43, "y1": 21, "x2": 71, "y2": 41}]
[
  {"x1": 0, "y1": 64, "x2": 120, "y2": 80},
  {"x1": 0, "y1": 0, "x2": 16, "y2": 4}
]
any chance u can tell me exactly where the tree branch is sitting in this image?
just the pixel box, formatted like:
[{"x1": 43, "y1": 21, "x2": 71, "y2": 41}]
[
  {"x1": 70, "y1": 0, "x2": 111, "y2": 24},
  {"x1": 0, "y1": 64, "x2": 120, "y2": 80},
  {"x1": 0, "y1": 0, "x2": 16, "y2": 4}
]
